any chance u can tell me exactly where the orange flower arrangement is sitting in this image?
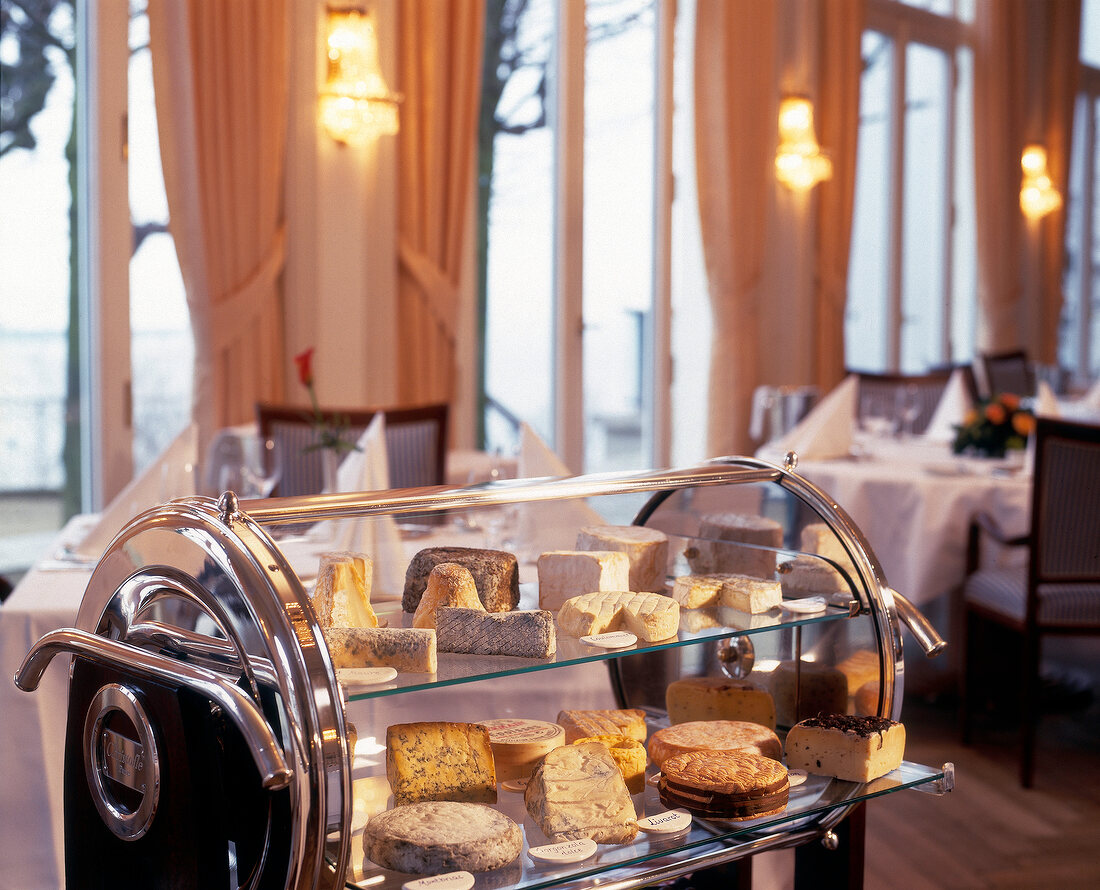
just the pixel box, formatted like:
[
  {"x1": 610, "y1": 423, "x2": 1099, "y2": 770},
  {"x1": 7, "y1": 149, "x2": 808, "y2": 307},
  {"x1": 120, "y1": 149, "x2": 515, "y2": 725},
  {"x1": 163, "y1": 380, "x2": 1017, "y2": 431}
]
[{"x1": 953, "y1": 393, "x2": 1034, "y2": 458}]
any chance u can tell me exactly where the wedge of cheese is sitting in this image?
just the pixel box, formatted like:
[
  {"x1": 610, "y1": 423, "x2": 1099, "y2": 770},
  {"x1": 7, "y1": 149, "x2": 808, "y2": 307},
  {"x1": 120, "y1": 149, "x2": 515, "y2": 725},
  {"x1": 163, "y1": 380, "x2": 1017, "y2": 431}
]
[
  {"x1": 386, "y1": 721, "x2": 497, "y2": 805},
  {"x1": 572, "y1": 734, "x2": 647, "y2": 794},
  {"x1": 576, "y1": 525, "x2": 669, "y2": 592},
  {"x1": 435, "y1": 607, "x2": 556, "y2": 658},
  {"x1": 536, "y1": 550, "x2": 631, "y2": 611},
  {"x1": 324, "y1": 626, "x2": 437, "y2": 674},
  {"x1": 525, "y1": 742, "x2": 639, "y2": 844},
  {"x1": 412, "y1": 562, "x2": 484, "y2": 630},
  {"x1": 557, "y1": 590, "x2": 679, "y2": 642},
  {"x1": 556, "y1": 708, "x2": 648, "y2": 744},
  {"x1": 312, "y1": 551, "x2": 377, "y2": 628}
]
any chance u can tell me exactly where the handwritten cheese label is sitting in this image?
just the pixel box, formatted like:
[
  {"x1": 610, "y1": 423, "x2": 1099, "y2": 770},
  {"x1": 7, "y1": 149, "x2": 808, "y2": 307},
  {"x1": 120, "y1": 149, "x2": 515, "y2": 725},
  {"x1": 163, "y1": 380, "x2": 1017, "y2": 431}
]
[
  {"x1": 779, "y1": 597, "x2": 827, "y2": 614},
  {"x1": 528, "y1": 837, "x2": 598, "y2": 864},
  {"x1": 580, "y1": 631, "x2": 638, "y2": 649},
  {"x1": 336, "y1": 666, "x2": 399, "y2": 686},
  {"x1": 637, "y1": 809, "x2": 692, "y2": 834},
  {"x1": 500, "y1": 778, "x2": 529, "y2": 793},
  {"x1": 787, "y1": 768, "x2": 808, "y2": 787},
  {"x1": 403, "y1": 872, "x2": 475, "y2": 890}
]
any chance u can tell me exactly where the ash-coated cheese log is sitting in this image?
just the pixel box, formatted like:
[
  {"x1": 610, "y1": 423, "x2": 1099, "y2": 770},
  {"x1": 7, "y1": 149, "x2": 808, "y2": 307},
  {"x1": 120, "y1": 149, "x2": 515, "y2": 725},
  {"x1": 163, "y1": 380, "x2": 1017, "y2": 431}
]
[
  {"x1": 576, "y1": 525, "x2": 670, "y2": 592},
  {"x1": 363, "y1": 801, "x2": 522, "y2": 874},
  {"x1": 386, "y1": 721, "x2": 497, "y2": 805},
  {"x1": 435, "y1": 606, "x2": 556, "y2": 658},
  {"x1": 687, "y1": 512, "x2": 782, "y2": 579},
  {"x1": 784, "y1": 714, "x2": 906, "y2": 782},
  {"x1": 536, "y1": 550, "x2": 631, "y2": 610},
  {"x1": 525, "y1": 742, "x2": 639, "y2": 844},
  {"x1": 324, "y1": 626, "x2": 436, "y2": 673},
  {"x1": 402, "y1": 546, "x2": 520, "y2": 613},
  {"x1": 312, "y1": 551, "x2": 377, "y2": 628}
]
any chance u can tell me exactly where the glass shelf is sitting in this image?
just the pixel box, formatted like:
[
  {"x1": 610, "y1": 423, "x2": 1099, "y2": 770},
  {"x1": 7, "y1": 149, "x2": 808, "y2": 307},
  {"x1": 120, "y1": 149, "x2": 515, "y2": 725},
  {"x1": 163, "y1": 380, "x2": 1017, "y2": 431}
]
[
  {"x1": 343, "y1": 760, "x2": 947, "y2": 889},
  {"x1": 340, "y1": 587, "x2": 854, "y2": 703}
]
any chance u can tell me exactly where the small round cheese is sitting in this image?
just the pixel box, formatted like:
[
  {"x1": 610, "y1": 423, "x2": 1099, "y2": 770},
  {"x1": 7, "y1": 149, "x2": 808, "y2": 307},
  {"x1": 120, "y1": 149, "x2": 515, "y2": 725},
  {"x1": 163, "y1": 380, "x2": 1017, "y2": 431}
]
[
  {"x1": 364, "y1": 801, "x2": 522, "y2": 874},
  {"x1": 479, "y1": 718, "x2": 565, "y2": 781}
]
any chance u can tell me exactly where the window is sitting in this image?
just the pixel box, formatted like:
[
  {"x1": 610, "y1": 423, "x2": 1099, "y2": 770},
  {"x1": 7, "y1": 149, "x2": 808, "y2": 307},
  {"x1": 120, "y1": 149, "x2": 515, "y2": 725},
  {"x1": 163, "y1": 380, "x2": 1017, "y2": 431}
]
[
  {"x1": 846, "y1": 0, "x2": 975, "y2": 373},
  {"x1": 0, "y1": 0, "x2": 188, "y2": 572},
  {"x1": 1061, "y1": 0, "x2": 1100, "y2": 385}
]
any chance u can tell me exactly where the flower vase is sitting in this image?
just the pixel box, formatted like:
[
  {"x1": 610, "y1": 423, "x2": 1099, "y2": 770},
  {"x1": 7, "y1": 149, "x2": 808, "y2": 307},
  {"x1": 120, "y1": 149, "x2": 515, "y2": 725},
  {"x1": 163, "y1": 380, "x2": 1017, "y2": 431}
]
[{"x1": 321, "y1": 448, "x2": 341, "y2": 494}]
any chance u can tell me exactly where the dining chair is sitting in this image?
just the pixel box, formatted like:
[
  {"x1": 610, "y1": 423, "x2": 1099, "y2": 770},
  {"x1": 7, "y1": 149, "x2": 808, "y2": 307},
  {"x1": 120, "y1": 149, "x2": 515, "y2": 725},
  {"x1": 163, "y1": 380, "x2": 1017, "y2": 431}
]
[
  {"x1": 975, "y1": 349, "x2": 1035, "y2": 399},
  {"x1": 848, "y1": 368, "x2": 953, "y2": 436},
  {"x1": 959, "y1": 416, "x2": 1100, "y2": 787},
  {"x1": 256, "y1": 402, "x2": 448, "y2": 496}
]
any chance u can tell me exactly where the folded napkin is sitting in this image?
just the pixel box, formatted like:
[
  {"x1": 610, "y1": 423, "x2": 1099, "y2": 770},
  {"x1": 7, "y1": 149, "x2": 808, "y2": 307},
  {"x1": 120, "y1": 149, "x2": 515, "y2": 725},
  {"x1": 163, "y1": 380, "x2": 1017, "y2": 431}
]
[
  {"x1": 76, "y1": 423, "x2": 199, "y2": 558},
  {"x1": 1034, "y1": 380, "x2": 1061, "y2": 418},
  {"x1": 764, "y1": 375, "x2": 858, "y2": 461},
  {"x1": 923, "y1": 368, "x2": 975, "y2": 442},
  {"x1": 516, "y1": 422, "x2": 605, "y2": 555},
  {"x1": 324, "y1": 414, "x2": 406, "y2": 599}
]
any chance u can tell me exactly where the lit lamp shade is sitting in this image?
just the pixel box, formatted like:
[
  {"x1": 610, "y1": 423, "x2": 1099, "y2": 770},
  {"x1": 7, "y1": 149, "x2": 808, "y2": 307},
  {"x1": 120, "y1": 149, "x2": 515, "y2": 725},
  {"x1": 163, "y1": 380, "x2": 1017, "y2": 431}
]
[
  {"x1": 320, "y1": 7, "x2": 400, "y2": 146},
  {"x1": 1019, "y1": 145, "x2": 1062, "y2": 220},
  {"x1": 775, "y1": 97, "x2": 832, "y2": 191}
]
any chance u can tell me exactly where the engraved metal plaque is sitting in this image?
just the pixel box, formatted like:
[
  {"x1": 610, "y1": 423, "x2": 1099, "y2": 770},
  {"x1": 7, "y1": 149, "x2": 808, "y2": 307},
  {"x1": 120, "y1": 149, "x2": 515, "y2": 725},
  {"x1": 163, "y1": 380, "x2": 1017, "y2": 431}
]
[{"x1": 83, "y1": 684, "x2": 161, "y2": 841}]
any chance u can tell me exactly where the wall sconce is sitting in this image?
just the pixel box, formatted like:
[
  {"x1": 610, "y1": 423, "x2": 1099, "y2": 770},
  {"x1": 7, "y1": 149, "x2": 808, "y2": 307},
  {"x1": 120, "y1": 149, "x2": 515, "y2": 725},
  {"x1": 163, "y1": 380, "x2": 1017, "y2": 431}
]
[
  {"x1": 775, "y1": 96, "x2": 833, "y2": 191},
  {"x1": 319, "y1": 5, "x2": 401, "y2": 146},
  {"x1": 1019, "y1": 144, "x2": 1062, "y2": 220}
]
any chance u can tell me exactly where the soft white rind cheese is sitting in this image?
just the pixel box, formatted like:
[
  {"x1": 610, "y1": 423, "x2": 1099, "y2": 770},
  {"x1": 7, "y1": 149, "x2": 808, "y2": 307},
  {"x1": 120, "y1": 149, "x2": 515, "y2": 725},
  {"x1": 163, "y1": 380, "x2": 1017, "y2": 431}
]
[
  {"x1": 537, "y1": 550, "x2": 631, "y2": 610},
  {"x1": 716, "y1": 574, "x2": 782, "y2": 613},
  {"x1": 557, "y1": 590, "x2": 679, "y2": 642},
  {"x1": 524, "y1": 742, "x2": 639, "y2": 844},
  {"x1": 576, "y1": 526, "x2": 669, "y2": 592},
  {"x1": 324, "y1": 626, "x2": 437, "y2": 673}
]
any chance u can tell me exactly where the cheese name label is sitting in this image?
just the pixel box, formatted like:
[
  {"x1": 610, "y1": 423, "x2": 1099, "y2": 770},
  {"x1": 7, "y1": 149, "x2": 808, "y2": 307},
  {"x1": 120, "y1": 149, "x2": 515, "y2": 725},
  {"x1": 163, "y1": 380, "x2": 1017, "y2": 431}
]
[
  {"x1": 581, "y1": 631, "x2": 638, "y2": 649},
  {"x1": 637, "y1": 809, "x2": 692, "y2": 834},
  {"x1": 527, "y1": 837, "x2": 598, "y2": 863},
  {"x1": 402, "y1": 872, "x2": 475, "y2": 890}
]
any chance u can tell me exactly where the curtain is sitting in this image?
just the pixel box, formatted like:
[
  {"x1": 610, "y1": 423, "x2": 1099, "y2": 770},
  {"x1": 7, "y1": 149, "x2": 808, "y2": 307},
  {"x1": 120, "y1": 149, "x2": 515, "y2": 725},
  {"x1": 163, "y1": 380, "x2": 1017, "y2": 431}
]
[
  {"x1": 395, "y1": 0, "x2": 485, "y2": 408},
  {"x1": 149, "y1": 0, "x2": 289, "y2": 458},
  {"x1": 1035, "y1": 1, "x2": 1081, "y2": 364},
  {"x1": 694, "y1": 0, "x2": 777, "y2": 458},
  {"x1": 814, "y1": 0, "x2": 864, "y2": 390}
]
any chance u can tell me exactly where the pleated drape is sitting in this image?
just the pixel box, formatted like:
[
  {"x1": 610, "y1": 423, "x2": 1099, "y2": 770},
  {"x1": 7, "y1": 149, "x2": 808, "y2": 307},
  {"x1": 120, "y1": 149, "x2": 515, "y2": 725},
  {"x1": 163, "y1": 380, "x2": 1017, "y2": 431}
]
[
  {"x1": 149, "y1": 0, "x2": 289, "y2": 458},
  {"x1": 694, "y1": 0, "x2": 777, "y2": 458},
  {"x1": 814, "y1": 0, "x2": 864, "y2": 390},
  {"x1": 395, "y1": 0, "x2": 485, "y2": 409}
]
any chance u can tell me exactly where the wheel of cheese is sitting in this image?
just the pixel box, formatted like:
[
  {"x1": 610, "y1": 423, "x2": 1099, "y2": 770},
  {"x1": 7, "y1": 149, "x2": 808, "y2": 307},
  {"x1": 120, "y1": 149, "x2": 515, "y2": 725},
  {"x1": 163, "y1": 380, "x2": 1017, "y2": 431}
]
[
  {"x1": 479, "y1": 718, "x2": 565, "y2": 781},
  {"x1": 647, "y1": 720, "x2": 782, "y2": 768},
  {"x1": 363, "y1": 801, "x2": 522, "y2": 874}
]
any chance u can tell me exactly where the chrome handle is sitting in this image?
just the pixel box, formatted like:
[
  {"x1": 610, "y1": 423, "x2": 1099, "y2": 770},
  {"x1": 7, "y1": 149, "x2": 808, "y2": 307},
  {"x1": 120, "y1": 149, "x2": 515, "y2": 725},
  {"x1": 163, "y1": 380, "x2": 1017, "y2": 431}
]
[
  {"x1": 14, "y1": 628, "x2": 293, "y2": 790},
  {"x1": 888, "y1": 590, "x2": 947, "y2": 658}
]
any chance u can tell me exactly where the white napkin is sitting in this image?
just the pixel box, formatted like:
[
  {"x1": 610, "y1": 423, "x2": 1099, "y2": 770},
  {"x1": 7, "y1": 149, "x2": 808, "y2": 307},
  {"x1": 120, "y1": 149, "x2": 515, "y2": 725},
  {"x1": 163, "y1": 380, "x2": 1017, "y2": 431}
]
[
  {"x1": 75, "y1": 423, "x2": 199, "y2": 558},
  {"x1": 325, "y1": 414, "x2": 406, "y2": 599},
  {"x1": 766, "y1": 375, "x2": 858, "y2": 461},
  {"x1": 517, "y1": 422, "x2": 605, "y2": 554},
  {"x1": 1034, "y1": 380, "x2": 1061, "y2": 418},
  {"x1": 923, "y1": 368, "x2": 975, "y2": 442}
]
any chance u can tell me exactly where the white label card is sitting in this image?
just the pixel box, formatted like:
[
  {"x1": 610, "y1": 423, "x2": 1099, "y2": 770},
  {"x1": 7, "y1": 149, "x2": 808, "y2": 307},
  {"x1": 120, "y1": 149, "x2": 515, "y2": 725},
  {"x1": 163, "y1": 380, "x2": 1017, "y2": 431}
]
[
  {"x1": 500, "y1": 778, "x2": 529, "y2": 792},
  {"x1": 637, "y1": 809, "x2": 692, "y2": 834},
  {"x1": 779, "y1": 597, "x2": 827, "y2": 614},
  {"x1": 580, "y1": 631, "x2": 638, "y2": 649},
  {"x1": 336, "y1": 667, "x2": 399, "y2": 685},
  {"x1": 403, "y1": 872, "x2": 475, "y2": 890},
  {"x1": 787, "y1": 768, "x2": 808, "y2": 787},
  {"x1": 528, "y1": 837, "x2": 598, "y2": 864}
]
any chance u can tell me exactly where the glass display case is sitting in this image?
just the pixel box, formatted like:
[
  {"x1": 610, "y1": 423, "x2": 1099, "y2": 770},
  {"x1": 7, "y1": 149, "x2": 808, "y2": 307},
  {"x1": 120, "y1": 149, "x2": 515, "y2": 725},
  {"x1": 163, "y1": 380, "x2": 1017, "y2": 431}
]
[{"x1": 15, "y1": 456, "x2": 952, "y2": 890}]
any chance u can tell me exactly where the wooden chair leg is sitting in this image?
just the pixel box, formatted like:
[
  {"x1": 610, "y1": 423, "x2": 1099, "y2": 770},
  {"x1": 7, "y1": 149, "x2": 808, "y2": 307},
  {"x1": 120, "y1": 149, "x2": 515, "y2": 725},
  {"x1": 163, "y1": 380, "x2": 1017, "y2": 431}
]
[{"x1": 1019, "y1": 631, "x2": 1041, "y2": 788}]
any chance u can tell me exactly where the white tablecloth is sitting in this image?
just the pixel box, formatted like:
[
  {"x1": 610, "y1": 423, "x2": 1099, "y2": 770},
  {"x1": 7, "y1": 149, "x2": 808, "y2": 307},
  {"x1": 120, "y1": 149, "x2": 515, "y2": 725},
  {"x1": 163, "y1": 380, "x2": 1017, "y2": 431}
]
[{"x1": 0, "y1": 513, "x2": 613, "y2": 890}]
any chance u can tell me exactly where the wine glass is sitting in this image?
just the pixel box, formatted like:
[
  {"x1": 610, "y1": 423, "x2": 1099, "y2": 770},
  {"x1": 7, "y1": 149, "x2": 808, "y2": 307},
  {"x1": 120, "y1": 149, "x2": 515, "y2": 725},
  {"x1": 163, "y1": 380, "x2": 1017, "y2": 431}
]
[
  {"x1": 896, "y1": 384, "x2": 922, "y2": 439},
  {"x1": 205, "y1": 432, "x2": 282, "y2": 498}
]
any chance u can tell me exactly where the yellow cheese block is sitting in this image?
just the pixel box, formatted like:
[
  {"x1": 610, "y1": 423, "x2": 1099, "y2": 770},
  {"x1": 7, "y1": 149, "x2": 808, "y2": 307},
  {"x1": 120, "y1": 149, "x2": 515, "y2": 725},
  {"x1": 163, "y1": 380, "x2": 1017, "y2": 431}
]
[
  {"x1": 386, "y1": 721, "x2": 497, "y2": 806},
  {"x1": 665, "y1": 676, "x2": 776, "y2": 730}
]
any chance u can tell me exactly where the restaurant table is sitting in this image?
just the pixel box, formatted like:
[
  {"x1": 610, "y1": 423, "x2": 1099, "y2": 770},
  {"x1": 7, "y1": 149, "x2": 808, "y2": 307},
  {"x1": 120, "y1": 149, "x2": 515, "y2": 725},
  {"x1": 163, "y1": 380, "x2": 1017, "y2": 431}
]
[{"x1": 0, "y1": 511, "x2": 613, "y2": 890}]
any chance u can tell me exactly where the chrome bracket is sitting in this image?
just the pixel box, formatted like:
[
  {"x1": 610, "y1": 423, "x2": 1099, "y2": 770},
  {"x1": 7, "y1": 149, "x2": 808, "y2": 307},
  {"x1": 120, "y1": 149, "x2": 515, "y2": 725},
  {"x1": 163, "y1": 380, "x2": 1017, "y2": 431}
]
[{"x1": 914, "y1": 762, "x2": 955, "y2": 795}]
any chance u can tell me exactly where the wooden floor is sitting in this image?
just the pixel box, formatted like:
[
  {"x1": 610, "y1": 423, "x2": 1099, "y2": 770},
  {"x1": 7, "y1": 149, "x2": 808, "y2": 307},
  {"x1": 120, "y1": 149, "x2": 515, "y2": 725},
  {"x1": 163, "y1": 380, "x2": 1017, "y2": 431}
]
[{"x1": 862, "y1": 693, "x2": 1100, "y2": 889}]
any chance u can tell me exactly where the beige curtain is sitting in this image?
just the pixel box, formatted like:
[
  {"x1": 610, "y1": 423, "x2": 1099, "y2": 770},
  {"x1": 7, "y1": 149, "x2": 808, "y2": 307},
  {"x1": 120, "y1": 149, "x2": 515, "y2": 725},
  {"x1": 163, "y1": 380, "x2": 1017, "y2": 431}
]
[
  {"x1": 149, "y1": 0, "x2": 288, "y2": 456},
  {"x1": 395, "y1": 0, "x2": 485, "y2": 407},
  {"x1": 814, "y1": 0, "x2": 864, "y2": 389},
  {"x1": 973, "y1": 0, "x2": 1080, "y2": 359},
  {"x1": 1035, "y1": 1, "x2": 1081, "y2": 364},
  {"x1": 694, "y1": 0, "x2": 777, "y2": 458}
]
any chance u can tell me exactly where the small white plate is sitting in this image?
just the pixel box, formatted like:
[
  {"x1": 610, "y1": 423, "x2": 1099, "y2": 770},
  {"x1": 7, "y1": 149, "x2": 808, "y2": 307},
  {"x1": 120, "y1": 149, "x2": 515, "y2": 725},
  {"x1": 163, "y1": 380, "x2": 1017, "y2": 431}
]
[
  {"x1": 637, "y1": 809, "x2": 692, "y2": 834},
  {"x1": 336, "y1": 667, "x2": 399, "y2": 686},
  {"x1": 528, "y1": 837, "x2": 598, "y2": 864},
  {"x1": 580, "y1": 631, "x2": 638, "y2": 649},
  {"x1": 403, "y1": 872, "x2": 475, "y2": 890},
  {"x1": 779, "y1": 597, "x2": 827, "y2": 614}
]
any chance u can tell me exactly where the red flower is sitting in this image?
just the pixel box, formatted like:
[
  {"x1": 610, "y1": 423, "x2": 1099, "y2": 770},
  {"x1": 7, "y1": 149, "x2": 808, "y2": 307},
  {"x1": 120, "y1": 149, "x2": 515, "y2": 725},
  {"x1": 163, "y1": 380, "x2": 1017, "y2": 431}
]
[
  {"x1": 294, "y1": 347, "x2": 315, "y2": 387},
  {"x1": 984, "y1": 402, "x2": 1006, "y2": 425}
]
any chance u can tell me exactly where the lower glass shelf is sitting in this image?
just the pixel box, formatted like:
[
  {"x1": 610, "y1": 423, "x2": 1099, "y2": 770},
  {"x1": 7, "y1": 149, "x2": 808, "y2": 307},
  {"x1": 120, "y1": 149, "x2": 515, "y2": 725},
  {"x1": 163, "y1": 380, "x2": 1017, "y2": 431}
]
[{"x1": 343, "y1": 759, "x2": 947, "y2": 890}]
